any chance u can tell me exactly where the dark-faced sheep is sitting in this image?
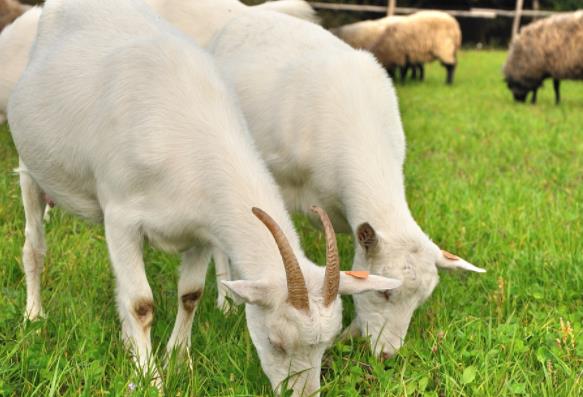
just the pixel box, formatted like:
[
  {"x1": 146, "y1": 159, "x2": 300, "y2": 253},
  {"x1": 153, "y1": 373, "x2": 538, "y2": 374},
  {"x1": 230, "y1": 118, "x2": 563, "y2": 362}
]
[
  {"x1": 503, "y1": 11, "x2": 583, "y2": 105},
  {"x1": 0, "y1": 0, "x2": 29, "y2": 32},
  {"x1": 370, "y1": 11, "x2": 462, "y2": 84}
]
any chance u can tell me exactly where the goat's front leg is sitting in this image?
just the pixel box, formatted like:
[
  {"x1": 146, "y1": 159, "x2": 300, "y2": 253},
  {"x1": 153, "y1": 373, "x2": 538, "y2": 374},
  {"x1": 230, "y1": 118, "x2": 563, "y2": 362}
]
[
  {"x1": 166, "y1": 247, "x2": 210, "y2": 362},
  {"x1": 104, "y1": 214, "x2": 158, "y2": 383},
  {"x1": 19, "y1": 161, "x2": 47, "y2": 320},
  {"x1": 213, "y1": 247, "x2": 233, "y2": 312}
]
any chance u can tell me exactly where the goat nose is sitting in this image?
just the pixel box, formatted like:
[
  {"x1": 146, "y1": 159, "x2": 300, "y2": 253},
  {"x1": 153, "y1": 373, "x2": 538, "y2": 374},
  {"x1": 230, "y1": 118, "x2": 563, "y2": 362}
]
[{"x1": 381, "y1": 351, "x2": 393, "y2": 361}]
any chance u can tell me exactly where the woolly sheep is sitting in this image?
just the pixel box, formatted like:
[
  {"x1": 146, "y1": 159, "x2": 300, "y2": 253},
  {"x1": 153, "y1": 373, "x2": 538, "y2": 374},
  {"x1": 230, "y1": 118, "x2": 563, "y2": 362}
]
[
  {"x1": 331, "y1": 16, "x2": 404, "y2": 50},
  {"x1": 503, "y1": 11, "x2": 583, "y2": 104},
  {"x1": 205, "y1": 7, "x2": 485, "y2": 359},
  {"x1": 0, "y1": 0, "x2": 29, "y2": 32},
  {"x1": 8, "y1": 1, "x2": 398, "y2": 395},
  {"x1": 371, "y1": 11, "x2": 462, "y2": 84}
]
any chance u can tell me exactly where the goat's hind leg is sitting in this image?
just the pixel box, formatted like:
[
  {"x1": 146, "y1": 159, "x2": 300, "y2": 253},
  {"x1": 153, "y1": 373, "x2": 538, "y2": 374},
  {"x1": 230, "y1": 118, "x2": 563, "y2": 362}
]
[
  {"x1": 19, "y1": 161, "x2": 47, "y2": 320},
  {"x1": 104, "y1": 213, "x2": 159, "y2": 383},
  {"x1": 167, "y1": 247, "x2": 210, "y2": 362}
]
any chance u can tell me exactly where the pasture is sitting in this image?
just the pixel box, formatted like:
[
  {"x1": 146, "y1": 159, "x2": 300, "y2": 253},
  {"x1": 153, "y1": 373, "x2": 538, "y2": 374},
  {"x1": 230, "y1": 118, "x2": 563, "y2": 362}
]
[{"x1": 0, "y1": 50, "x2": 581, "y2": 396}]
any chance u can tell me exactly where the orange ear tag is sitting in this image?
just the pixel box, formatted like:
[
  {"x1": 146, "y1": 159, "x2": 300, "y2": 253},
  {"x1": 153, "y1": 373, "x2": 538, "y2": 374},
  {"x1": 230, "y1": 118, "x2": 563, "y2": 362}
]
[
  {"x1": 441, "y1": 250, "x2": 460, "y2": 261},
  {"x1": 345, "y1": 271, "x2": 369, "y2": 279}
]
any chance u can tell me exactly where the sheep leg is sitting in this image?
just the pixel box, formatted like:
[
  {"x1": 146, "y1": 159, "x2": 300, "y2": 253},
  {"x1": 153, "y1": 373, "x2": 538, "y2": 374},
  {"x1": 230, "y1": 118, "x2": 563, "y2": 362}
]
[
  {"x1": 214, "y1": 247, "x2": 234, "y2": 312},
  {"x1": 399, "y1": 65, "x2": 408, "y2": 83},
  {"x1": 104, "y1": 214, "x2": 159, "y2": 383},
  {"x1": 531, "y1": 89, "x2": 538, "y2": 104},
  {"x1": 166, "y1": 247, "x2": 210, "y2": 361},
  {"x1": 19, "y1": 161, "x2": 47, "y2": 320},
  {"x1": 419, "y1": 64, "x2": 425, "y2": 81},
  {"x1": 411, "y1": 64, "x2": 418, "y2": 80},
  {"x1": 0, "y1": 113, "x2": 5, "y2": 124},
  {"x1": 553, "y1": 79, "x2": 560, "y2": 105},
  {"x1": 444, "y1": 63, "x2": 455, "y2": 85}
]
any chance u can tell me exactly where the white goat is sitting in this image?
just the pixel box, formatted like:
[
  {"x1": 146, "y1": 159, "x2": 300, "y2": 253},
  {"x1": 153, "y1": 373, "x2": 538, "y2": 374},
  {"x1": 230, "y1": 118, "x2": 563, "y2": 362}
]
[
  {"x1": 203, "y1": 8, "x2": 486, "y2": 358},
  {"x1": 0, "y1": 0, "x2": 317, "y2": 125},
  {"x1": 8, "y1": 0, "x2": 399, "y2": 395},
  {"x1": 146, "y1": 0, "x2": 318, "y2": 47}
]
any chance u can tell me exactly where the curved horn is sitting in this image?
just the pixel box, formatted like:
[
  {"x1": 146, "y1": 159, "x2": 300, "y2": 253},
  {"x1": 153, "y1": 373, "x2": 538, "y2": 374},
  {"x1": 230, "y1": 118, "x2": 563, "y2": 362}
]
[
  {"x1": 252, "y1": 207, "x2": 309, "y2": 311},
  {"x1": 311, "y1": 206, "x2": 340, "y2": 306}
]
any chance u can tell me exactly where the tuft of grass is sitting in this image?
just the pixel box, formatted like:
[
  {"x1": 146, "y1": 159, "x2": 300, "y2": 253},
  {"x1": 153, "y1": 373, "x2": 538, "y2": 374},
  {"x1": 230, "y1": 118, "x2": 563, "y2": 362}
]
[{"x1": 0, "y1": 50, "x2": 582, "y2": 396}]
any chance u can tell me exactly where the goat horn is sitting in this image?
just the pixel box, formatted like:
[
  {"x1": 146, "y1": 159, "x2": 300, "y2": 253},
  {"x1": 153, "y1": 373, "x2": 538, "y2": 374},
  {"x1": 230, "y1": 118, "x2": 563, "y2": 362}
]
[
  {"x1": 252, "y1": 207, "x2": 309, "y2": 311},
  {"x1": 311, "y1": 206, "x2": 340, "y2": 307}
]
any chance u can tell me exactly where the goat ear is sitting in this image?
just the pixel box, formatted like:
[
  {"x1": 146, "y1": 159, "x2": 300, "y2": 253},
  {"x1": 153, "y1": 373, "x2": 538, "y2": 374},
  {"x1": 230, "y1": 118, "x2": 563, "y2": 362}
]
[
  {"x1": 356, "y1": 223, "x2": 378, "y2": 251},
  {"x1": 338, "y1": 272, "x2": 401, "y2": 295},
  {"x1": 436, "y1": 250, "x2": 486, "y2": 273},
  {"x1": 221, "y1": 280, "x2": 272, "y2": 305}
]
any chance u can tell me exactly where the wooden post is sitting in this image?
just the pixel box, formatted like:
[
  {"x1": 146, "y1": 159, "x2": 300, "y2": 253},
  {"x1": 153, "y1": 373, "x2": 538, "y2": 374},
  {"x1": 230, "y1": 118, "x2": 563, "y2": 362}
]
[
  {"x1": 387, "y1": 0, "x2": 396, "y2": 16},
  {"x1": 511, "y1": 0, "x2": 525, "y2": 42},
  {"x1": 533, "y1": 0, "x2": 540, "y2": 10},
  {"x1": 533, "y1": 0, "x2": 541, "y2": 20}
]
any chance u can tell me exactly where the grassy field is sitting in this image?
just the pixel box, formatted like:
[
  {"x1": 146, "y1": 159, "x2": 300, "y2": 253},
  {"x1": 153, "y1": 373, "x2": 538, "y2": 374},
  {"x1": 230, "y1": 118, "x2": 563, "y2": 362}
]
[{"x1": 0, "y1": 50, "x2": 582, "y2": 396}]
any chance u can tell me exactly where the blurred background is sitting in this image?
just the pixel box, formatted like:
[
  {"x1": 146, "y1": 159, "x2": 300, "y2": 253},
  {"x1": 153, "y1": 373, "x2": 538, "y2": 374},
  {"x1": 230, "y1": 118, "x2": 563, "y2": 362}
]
[{"x1": 19, "y1": 1, "x2": 582, "y2": 46}]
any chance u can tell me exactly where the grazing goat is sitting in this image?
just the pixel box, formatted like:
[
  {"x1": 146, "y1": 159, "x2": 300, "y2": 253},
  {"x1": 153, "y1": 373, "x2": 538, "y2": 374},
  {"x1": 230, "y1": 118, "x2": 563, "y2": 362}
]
[
  {"x1": 146, "y1": 0, "x2": 318, "y2": 47},
  {"x1": 8, "y1": 0, "x2": 398, "y2": 395},
  {"x1": 205, "y1": 8, "x2": 485, "y2": 358},
  {"x1": 0, "y1": 0, "x2": 317, "y2": 126},
  {"x1": 0, "y1": 0, "x2": 29, "y2": 32},
  {"x1": 504, "y1": 11, "x2": 583, "y2": 104}
]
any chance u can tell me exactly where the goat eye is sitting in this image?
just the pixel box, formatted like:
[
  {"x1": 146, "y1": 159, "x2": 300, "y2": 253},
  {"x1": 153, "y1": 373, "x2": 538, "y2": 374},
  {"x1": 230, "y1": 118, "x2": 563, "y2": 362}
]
[
  {"x1": 268, "y1": 337, "x2": 286, "y2": 354},
  {"x1": 378, "y1": 290, "x2": 391, "y2": 301}
]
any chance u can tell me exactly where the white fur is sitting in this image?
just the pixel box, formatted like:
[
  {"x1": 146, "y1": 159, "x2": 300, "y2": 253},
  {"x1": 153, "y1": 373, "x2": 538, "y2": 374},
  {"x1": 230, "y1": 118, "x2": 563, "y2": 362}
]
[
  {"x1": 0, "y1": 6, "x2": 41, "y2": 124},
  {"x1": 145, "y1": 0, "x2": 318, "y2": 48},
  {"x1": 203, "y1": 9, "x2": 485, "y2": 358},
  {"x1": 0, "y1": 0, "x2": 318, "y2": 124},
  {"x1": 8, "y1": 1, "x2": 397, "y2": 395}
]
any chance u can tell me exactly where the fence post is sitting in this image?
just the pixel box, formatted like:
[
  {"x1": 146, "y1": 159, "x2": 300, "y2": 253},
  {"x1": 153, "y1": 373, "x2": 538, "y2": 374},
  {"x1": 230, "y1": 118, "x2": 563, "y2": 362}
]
[
  {"x1": 387, "y1": 0, "x2": 396, "y2": 16},
  {"x1": 533, "y1": 0, "x2": 541, "y2": 20},
  {"x1": 511, "y1": 0, "x2": 524, "y2": 42}
]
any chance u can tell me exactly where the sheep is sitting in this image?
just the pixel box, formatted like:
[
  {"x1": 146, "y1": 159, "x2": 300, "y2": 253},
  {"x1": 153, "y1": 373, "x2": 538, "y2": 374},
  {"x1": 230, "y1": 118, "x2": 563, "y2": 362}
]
[
  {"x1": 0, "y1": 0, "x2": 29, "y2": 32},
  {"x1": 370, "y1": 11, "x2": 462, "y2": 84},
  {"x1": 503, "y1": 11, "x2": 583, "y2": 105},
  {"x1": 0, "y1": 6, "x2": 40, "y2": 125},
  {"x1": 8, "y1": 1, "x2": 399, "y2": 395},
  {"x1": 201, "y1": 7, "x2": 485, "y2": 358},
  {"x1": 330, "y1": 16, "x2": 404, "y2": 51},
  {"x1": 0, "y1": 0, "x2": 318, "y2": 126}
]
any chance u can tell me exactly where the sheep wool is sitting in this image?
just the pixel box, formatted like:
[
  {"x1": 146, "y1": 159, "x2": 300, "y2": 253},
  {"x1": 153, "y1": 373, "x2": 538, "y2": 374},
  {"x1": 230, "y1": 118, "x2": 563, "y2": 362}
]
[
  {"x1": 503, "y1": 11, "x2": 583, "y2": 104},
  {"x1": 331, "y1": 16, "x2": 404, "y2": 50},
  {"x1": 0, "y1": 0, "x2": 29, "y2": 32},
  {"x1": 371, "y1": 10, "x2": 461, "y2": 84}
]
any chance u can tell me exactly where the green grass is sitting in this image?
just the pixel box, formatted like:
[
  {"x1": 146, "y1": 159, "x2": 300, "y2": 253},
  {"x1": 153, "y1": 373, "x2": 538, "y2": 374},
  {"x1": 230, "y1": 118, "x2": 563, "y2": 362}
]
[{"x1": 0, "y1": 50, "x2": 582, "y2": 396}]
